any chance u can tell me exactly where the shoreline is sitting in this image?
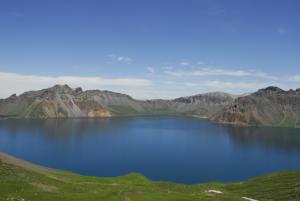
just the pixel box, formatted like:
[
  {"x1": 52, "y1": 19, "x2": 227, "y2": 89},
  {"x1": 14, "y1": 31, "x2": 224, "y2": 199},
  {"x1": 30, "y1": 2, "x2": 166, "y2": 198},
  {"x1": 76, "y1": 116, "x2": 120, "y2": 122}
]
[{"x1": 1, "y1": 151, "x2": 300, "y2": 201}]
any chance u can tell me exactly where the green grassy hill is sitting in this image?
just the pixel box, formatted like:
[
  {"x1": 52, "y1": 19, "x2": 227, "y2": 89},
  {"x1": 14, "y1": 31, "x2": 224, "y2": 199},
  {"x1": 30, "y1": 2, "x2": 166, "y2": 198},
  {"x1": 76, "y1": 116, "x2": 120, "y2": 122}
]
[{"x1": 0, "y1": 152, "x2": 299, "y2": 201}]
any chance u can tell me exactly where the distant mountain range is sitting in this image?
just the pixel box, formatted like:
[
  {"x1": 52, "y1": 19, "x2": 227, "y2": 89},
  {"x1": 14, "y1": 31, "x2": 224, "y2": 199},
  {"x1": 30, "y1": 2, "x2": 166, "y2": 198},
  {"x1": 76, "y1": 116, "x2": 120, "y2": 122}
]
[{"x1": 0, "y1": 84, "x2": 300, "y2": 128}]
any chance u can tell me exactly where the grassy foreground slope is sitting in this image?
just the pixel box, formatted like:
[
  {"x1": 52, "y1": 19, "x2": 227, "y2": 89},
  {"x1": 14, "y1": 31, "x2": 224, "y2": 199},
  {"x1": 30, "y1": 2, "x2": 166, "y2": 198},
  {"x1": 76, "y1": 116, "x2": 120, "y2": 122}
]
[{"x1": 0, "y1": 152, "x2": 300, "y2": 201}]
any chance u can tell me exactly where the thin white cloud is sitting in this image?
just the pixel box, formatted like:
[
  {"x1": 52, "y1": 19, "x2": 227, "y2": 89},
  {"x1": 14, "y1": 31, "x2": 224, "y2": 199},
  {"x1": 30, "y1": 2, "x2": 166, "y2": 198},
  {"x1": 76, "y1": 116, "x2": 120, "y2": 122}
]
[
  {"x1": 161, "y1": 66, "x2": 173, "y2": 70},
  {"x1": 180, "y1": 61, "x2": 190, "y2": 66},
  {"x1": 167, "y1": 80, "x2": 266, "y2": 92},
  {"x1": 108, "y1": 54, "x2": 132, "y2": 64},
  {"x1": 162, "y1": 81, "x2": 175, "y2": 85},
  {"x1": 197, "y1": 61, "x2": 205, "y2": 65},
  {"x1": 255, "y1": 72, "x2": 278, "y2": 80},
  {"x1": 184, "y1": 82, "x2": 198, "y2": 87},
  {"x1": 165, "y1": 67, "x2": 278, "y2": 80},
  {"x1": 147, "y1": 66, "x2": 155, "y2": 74},
  {"x1": 277, "y1": 27, "x2": 287, "y2": 35},
  {"x1": 165, "y1": 68, "x2": 249, "y2": 77},
  {"x1": 288, "y1": 75, "x2": 300, "y2": 82},
  {"x1": 203, "y1": 80, "x2": 265, "y2": 90},
  {"x1": 0, "y1": 72, "x2": 151, "y2": 98}
]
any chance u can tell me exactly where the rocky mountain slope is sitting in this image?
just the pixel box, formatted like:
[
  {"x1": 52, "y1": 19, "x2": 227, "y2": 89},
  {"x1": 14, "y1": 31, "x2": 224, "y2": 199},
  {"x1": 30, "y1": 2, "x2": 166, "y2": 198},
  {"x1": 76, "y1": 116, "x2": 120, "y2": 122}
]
[
  {"x1": 3, "y1": 85, "x2": 299, "y2": 127},
  {"x1": 213, "y1": 87, "x2": 300, "y2": 128},
  {"x1": 0, "y1": 84, "x2": 235, "y2": 119},
  {"x1": 173, "y1": 92, "x2": 235, "y2": 118},
  {"x1": 0, "y1": 85, "x2": 112, "y2": 119}
]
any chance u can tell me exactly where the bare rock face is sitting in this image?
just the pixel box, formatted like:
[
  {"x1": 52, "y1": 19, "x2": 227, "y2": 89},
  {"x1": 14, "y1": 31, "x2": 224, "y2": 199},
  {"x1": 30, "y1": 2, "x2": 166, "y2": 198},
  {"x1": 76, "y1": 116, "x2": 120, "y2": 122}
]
[
  {"x1": 74, "y1": 87, "x2": 83, "y2": 94},
  {"x1": 0, "y1": 84, "x2": 236, "y2": 119},
  {"x1": 172, "y1": 92, "x2": 235, "y2": 117},
  {"x1": 2, "y1": 84, "x2": 299, "y2": 127},
  {"x1": 0, "y1": 85, "x2": 112, "y2": 119},
  {"x1": 213, "y1": 87, "x2": 300, "y2": 128}
]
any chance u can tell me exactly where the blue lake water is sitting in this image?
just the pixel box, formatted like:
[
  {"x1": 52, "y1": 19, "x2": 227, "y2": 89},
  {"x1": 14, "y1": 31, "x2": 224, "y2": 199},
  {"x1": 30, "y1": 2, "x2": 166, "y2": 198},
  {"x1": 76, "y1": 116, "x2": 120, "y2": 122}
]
[{"x1": 0, "y1": 115, "x2": 300, "y2": 184}]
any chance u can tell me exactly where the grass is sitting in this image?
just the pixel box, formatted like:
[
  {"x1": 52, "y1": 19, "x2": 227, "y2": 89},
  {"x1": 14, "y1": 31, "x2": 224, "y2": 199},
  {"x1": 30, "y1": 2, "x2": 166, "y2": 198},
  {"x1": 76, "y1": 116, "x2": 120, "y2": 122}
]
[
  {"x1": 248, "y1": 116, "x2": 261, "y2": 127},
  {"x1": 108, "y1": 105, "x2": 175, "y2": 116},
  {"x1": 1, "y1": 152, "x2": 300, "y2": 201},
  {"x1": 108, "y1": 105, "x2": 140, "y2": 116},
  {"x1": 278, "y1": 116, "x2": 296, "y2": 128},
  {"x1": 27, "y1": 103, "x2": 47, "y2": 119}
]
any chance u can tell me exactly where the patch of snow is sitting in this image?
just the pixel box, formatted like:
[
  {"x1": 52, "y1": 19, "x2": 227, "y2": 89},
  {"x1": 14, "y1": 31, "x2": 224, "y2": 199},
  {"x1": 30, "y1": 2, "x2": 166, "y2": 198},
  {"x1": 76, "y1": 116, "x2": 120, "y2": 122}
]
[
  {"x1": 206, "y1": 190, "x2": 223, "y2": 194},
  {"x1": 242, "y1": 197, "x2": 258, "y2": 201}
]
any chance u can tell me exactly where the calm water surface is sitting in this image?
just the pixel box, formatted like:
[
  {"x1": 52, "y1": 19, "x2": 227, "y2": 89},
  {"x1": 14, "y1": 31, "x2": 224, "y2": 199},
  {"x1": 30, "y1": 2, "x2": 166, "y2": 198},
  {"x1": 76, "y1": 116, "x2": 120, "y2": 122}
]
[{"x1": 0, "y1": 116, "x2": 300, "y2": 184}]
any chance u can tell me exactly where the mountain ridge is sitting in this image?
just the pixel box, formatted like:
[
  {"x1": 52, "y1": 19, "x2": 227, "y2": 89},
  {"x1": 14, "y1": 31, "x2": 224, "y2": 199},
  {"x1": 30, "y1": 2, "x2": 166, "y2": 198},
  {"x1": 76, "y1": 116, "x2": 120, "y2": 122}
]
[
  {"x1": 1, "y1": 84, "x2": 300, "y2": 128},
  {"x1": 0, "y1": 84, "x2": 236, "y2": 119}
]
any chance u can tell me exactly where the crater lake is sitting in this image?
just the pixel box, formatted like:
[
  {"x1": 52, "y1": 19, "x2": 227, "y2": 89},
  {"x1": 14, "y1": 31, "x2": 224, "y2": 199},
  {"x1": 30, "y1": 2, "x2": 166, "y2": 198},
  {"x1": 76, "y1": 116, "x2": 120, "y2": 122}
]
[{"x1": 0, "y1": 115, "x2": 300, "y2": 184}]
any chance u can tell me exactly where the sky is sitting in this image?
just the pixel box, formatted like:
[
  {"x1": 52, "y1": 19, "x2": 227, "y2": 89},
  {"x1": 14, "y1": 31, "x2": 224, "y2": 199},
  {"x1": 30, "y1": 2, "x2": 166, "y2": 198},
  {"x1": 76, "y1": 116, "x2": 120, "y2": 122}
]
[{"x1": 0, "y1": 0, "x2": 300, "y2": 99}]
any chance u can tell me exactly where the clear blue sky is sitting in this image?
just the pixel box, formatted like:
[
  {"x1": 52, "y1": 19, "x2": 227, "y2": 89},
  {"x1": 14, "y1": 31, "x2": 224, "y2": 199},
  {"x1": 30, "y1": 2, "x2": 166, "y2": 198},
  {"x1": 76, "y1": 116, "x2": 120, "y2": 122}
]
[{"x1": 0, "y1": 0, "x2": 299, "y2": 99}]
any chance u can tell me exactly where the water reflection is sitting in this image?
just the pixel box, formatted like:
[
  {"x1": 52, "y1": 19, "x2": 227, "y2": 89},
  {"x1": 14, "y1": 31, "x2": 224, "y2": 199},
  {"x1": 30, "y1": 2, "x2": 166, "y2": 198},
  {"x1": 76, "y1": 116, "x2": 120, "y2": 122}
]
[
  {"x1": 225, "y1": 125, "x2": 300, "y2": 153},
  {"x1": 1, "y1": 117, "x2": 300, "y2": 153},
  {"x1": 0, "y1": 117, "x2": 135, "y2": 140}
]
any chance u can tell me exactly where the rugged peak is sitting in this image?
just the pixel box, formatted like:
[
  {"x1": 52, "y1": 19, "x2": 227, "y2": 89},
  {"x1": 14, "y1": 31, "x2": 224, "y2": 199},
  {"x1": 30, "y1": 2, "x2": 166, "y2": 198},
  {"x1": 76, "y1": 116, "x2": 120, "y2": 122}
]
[
  {"x1": 202, "y1": 92, "x2": 235, "y2": 98},
  {"x1": 49, "y1": 84, "x2": 73, "y2": 93},
  {"x1": 5, "y1": 93, "x2": 18, "y2": 101},
  {"x1": 296, "y1": 88, "x2": 300, "y2": 92},
  {"x1": 254, "y1": 86, "x2": 284, "y2": 96},
  {"x1": 173, "y1": 92, "x2": 235, "y2": 105},
  {"x1": 52, "y1": 84, "x2": 71, "y2": 89},
  {"x1": 8, "y1": 93, "x2": 17, "y2": 98},
  {"x1": 75, "y1": 87, "x2": 83, "y2": 93},
  {"x1": 263, "y1": 86, "x2": 284, "y2": 92}
]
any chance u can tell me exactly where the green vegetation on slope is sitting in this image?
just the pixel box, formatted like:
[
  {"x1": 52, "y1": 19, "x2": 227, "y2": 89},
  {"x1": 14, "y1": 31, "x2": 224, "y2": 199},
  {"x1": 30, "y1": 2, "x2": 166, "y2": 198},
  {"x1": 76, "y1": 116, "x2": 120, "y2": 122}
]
[
  {"x1": 226, "y1": 171, "x2": 300, "y2": 201},
  {"x1": 108, "y1": 105, "x2": 175, "y2": 116},
  {"x1": 278, "y1": 116, "x2": 297, "y2": 128},
  {"x1": 1, "y1": 152, "x2": 300, "y2": 201},
  {"x1": 108, "y1": 105, "x2": 140, "y2": 116}
]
